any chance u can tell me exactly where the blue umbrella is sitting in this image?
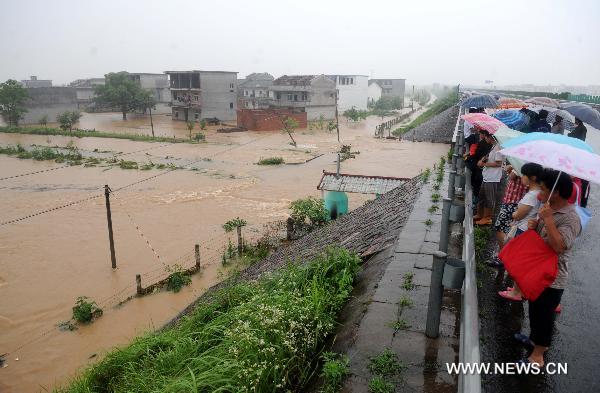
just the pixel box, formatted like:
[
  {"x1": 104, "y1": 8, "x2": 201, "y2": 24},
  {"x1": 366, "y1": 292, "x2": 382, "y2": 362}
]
[
  {"x1": 492, "y1": 110, "x2": 528, "y2": 130},
  {"x1": 460, "y1": 94, "x2": 498, "y2": 108},
  {"x1": 559, "y1": 102, "x2": 600, "y2": 129},
  {"x1": 500, "y1": 132, "x2": 595, "y2": 153}
]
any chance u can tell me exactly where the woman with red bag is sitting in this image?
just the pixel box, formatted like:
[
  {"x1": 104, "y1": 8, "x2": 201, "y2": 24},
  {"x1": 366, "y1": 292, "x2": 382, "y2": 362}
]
[{"x1": 514, "y1": 169, "x2": 581, "y2": 366}]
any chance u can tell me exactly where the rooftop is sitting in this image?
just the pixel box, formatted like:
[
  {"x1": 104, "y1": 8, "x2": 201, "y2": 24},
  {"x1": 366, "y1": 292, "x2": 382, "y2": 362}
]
[
  {"x1": 317, "y1": 171, "x2": 410, "y2": 195},
  {"x1": 164, "y1": 70, "x2": 238, "y2": 74},
  {"x1": 273, "y1": 75, "x2": 317, "y2": 86}
]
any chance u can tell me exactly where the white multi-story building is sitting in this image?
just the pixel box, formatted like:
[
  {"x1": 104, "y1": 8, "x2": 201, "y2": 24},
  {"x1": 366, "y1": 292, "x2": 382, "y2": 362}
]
[
  {"x1": 270, "y1": 75, "x2": 336, "y2": 121},
  {"x1": 238, "y1": 73, "x2": 274, "y2": 109},
  {"x1": 367, "y1": 82, "x2": 382, "y2": 106},
  {"x1": 327, "y1": 75, "x2": 369, "y2": 111}
]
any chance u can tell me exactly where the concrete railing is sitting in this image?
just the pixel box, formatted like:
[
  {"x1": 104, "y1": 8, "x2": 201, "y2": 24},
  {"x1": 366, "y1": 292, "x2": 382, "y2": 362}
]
[{"x1": 454, "y1": 105, "x2": 482, "y2": 393}]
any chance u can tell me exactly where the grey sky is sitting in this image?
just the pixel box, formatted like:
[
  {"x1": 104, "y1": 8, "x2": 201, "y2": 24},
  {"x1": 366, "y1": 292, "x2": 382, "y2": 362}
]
[{"x1": 1, "y1": 0, "x2": 599, "y2": 86}]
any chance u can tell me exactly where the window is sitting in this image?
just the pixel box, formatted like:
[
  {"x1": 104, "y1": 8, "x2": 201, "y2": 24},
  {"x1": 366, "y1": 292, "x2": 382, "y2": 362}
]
[
  {"x1": 194, "y1": 113, "x2": 199, "y2": 120},
  {"x1": 301, "y1": 92, "x2": 308, "y2": 101},
  {"x1": 229, "y1": 102, "x2": 234, "y2": 109},
  {"x1": 174, "y1": 111, "x2": 179, "y2": 119},
  {"x1": 350, "y1": 77, "x2": 354, "y2": 85},
  {"x1": 245, "y1": 102, "x2": 250, "y2": 108},
  {"x1": 293, "y1": 94, "x2": 298, "y2": 101},
  {"x1": 193, "y1": 95, "x2": 199, "y2": 101},
  {"x1": 230, "y1": 83, "x2": 234, "y2": 89},
  {"x1": 244, "y1": 90, "x2": 248, "y2": 96},
  {"x1": 276, "y1": 92, "x2": 281, "y2": 100},
  {"x1": 287, "y1": 93, "x2": 293, "y2": 101}
]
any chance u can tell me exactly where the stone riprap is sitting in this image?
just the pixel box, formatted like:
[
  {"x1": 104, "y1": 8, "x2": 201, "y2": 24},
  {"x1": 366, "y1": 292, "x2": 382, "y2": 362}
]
[{"x1": 403, "y1": 105, "x2": 459, "y2": 144}]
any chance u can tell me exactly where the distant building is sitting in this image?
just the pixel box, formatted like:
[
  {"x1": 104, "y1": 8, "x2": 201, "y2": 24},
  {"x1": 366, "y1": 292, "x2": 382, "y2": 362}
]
[
  {"x1": 327, "y1": 75, "x2": 369, "y2": 111},
  {"x1": 69, "y1": 78, "x2": 105, "y2": 109},
  {"x1": 20, "y1": 87, "x2": 78, "y2": 124},
  {"x1": 368, "y1": 78, "x2": 406, "y2": 106},
  {"x1": 21, "y1": 76, "x2": 52, "y2": 88},
  {"x1": 367, "y1": 82, "x2": 382, "y2": 106},
  {"x1": 165, "y1": 70, "x2": 238, "y2": 122},
  {"x1": 270, "y1": 75, "x2": 336, "y2": 121},
  {"x1": 128, "y1": 73, "x2": 170, "y2": 103},
  {"x1": 238, "y1": 73, "x2": 274, "y2": 109}
]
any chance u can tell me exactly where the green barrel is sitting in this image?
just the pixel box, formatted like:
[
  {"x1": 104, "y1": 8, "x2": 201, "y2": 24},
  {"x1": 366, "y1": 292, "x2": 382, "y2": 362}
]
[{"x1": 324, "y1": 191, "x2": 348, "y2": 219}]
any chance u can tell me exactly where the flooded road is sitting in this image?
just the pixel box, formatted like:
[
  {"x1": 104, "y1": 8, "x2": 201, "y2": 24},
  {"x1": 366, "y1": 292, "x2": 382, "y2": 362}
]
[{"x1": 0, "y1": 111, "x2": 448, "y2": 392}]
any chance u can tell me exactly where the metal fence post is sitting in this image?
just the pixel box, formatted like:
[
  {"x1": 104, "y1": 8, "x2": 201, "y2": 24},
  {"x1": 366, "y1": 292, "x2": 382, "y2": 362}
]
[
  {"x1": 426, "y1": 251, "x2": 447, "y2": 338},
  {"x1": 195, "y1": 244, "x2": 201, "y2": 269},
  {"x1": 448, "y1": 170, "x2": 456, "y2": 200},
  {"x1": 439, "y1": 198, "x2": 452, "y2": 253}
]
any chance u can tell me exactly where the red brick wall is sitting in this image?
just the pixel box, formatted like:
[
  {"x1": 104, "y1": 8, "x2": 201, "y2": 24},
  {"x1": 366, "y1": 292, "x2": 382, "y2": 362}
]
[{"x1": 237, "y1": 109, "x2": 307, "y2": 131}]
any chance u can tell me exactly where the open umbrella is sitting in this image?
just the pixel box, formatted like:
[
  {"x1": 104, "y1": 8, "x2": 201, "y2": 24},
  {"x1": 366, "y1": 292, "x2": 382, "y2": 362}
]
[
  {"x1": 497, "y1": 97, "x2": 528, "y2": 109},
  {"x1": 524, "y1": 97, "x2": 560, "y2": 108},
  {"x1": 460, "y1": 94, "x2": 498, "y2": 108},
  {"x1": 493, "y1": 126, "x2": 526, "y2": 174},
  {"x1": 499, "y1": 133, "x2": 600, "y2": 189},
  {"x1": 492, "y1": 110, "x2": 528, "y2": 130},
  {"x1": 547, "y1": 110, "x2": 575, "y2": 132},
  {"x1": 559, "y1": 102, "x2": 600, "y2": 129},
  {"x1": 461, "y1": 113, "x2": 505, "y2": 134}
]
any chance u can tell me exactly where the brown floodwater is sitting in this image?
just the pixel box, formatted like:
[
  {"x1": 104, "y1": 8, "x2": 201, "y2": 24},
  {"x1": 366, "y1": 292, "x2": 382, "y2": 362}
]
[{"x1": 0, "y1": 110, "x2": 447, "y2": 392}]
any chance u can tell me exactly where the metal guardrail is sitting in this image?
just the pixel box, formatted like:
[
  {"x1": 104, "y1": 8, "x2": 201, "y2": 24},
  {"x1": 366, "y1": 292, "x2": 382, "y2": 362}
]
[{"x1": 454, "y1": 105, "x2": 482, "y2": 393}]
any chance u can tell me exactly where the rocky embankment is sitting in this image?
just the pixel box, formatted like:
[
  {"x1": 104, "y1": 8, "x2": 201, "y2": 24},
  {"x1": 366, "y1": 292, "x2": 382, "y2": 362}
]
[{"x1": 403, "y1": 105, "x2": 459, "y2": 143}]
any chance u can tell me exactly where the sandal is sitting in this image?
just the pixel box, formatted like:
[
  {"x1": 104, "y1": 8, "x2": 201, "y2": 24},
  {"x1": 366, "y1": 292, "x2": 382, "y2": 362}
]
[
  {"x1": 499, "y1": 290, "x2": 522, "y2": 301},
  {"x1": 513, "y1": 333, "x2": 534, "y2": 348}
]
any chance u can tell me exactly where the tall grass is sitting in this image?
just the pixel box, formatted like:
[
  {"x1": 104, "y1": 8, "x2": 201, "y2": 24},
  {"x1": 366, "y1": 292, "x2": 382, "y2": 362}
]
[
  {"x1": 398, "y1": 91, "x2": 459, "y2": 134},
  {"x1": 0, "y1": 126, "x2": 193, "y2": 144},
  {"x1": 59, "y1": 247, "x2": 361, "y2": 393}
]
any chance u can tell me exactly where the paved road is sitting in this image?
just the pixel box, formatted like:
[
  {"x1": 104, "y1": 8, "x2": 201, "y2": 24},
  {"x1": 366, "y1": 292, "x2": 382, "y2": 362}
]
[{"x1": 478, "y1": 128, "x2": 600, "y2": 393}]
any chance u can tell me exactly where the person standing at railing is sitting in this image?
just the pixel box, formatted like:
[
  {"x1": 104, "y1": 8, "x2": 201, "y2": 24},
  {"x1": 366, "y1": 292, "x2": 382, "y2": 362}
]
[
  {"x1": 514, "y1": 169, "x2": 581, "y2": 367},
  {"x1": 551, "y1": 115, "x2": 565, "y2": 134},
  {"x1": 474, "y1": 130, "x2": 504, "y2": 226},
  {"x1": 464, "y1": 126, "x2": 492, "y2": 210}
]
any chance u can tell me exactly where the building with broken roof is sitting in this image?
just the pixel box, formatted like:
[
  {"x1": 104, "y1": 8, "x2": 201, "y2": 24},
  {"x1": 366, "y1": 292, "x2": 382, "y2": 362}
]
[
  {"x1": 238, "y1": 72, "x2": 274, "y2": 110},
  {"x1": 270, "y1": 75, "x2": 336, "y2": 121},
  {"x1": 165, "y1": 70, "x2": 238, "y2": 122}
]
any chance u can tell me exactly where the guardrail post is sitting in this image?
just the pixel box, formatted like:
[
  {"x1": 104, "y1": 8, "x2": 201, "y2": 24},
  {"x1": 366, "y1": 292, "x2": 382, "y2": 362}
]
[
  {"x1": 452, "y1": 153, "x2": 458, "y2": 171},
  {"x1": 448, "y1": 170, "x2": 456, "y2": 200},
  {"x1": 439, "y1": 198, "x2": 452, "y2": 253},
  {"x1": 426, "y1": 251, "x2": 447, "y2": 338},
  {"x1": 456, "y1": 155, "x2": 464, "y2": 172}
]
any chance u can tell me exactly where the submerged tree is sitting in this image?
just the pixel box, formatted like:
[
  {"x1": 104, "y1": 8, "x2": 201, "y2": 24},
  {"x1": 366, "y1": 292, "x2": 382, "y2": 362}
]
[
  {"x1": 94, "y1": 72, "x2": 153, "y2": 120},
  {"x1": 57, "y1": 111, "x2": 82, "y2": 132},
  {"x1": 282, "y1": 116, "x2": 299, "y2": 147},
  {"x1": 223, "y1": 217, "x2": 247, "y2": 256},
  {"x1": 0, "y1": 79, "x2": 28, "y2": 126},
  {"x1": 186, "y1": 120, "x2": 195, "y2": 140}
]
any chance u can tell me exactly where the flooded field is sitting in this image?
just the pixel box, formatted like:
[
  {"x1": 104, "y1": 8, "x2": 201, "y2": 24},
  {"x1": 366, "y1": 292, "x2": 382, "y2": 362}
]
[{"x1": 0, "y1": 111, "x2": 448, "y2": 392}]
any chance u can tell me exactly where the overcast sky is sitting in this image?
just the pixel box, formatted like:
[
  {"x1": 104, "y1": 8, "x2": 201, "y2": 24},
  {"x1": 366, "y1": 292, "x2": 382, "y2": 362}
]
[{"x1": 1, "y1": 0, "x2": 599, "y2": 86}]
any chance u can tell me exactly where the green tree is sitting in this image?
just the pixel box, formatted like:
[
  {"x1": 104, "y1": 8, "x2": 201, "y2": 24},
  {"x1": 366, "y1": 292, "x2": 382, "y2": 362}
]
[
  {"x1": 38, "y1": 114, "x2": 48, "y2": 128},
  {"x1": 289, "y1": 197, "x2": 329, "y2": 228},
  {"x1": 138, "y1": 90, "x2": 156, "y2": 137},
  {"x1": 0, "y1": 79, "x2": 28, "y2": 126},
  {"x1": 343, "y1": 107, "x2": 360, "y2": 122},
  {"x1": 282, "y1": 116, "x2": 299, "y2": 147},
  {"x1": 94, "y1": 72, "x2": 152, "y2": 120},
  {"x1": 200, "y1": 119, "x2": 207, "y2": 130},
  {"x1": 223, "y1": 218, "x2": 247, "y2": 257},
  {"x1": 57, "y1": 111, "x2": 82, "y2": 132},
  {"x1": 186, "y1": 120, "x2": 195, "y2": 140}
]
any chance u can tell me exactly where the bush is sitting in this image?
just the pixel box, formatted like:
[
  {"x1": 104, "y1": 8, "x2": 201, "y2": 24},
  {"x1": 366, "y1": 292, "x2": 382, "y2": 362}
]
[
  {"x1": 290, "y1": 197, "x2": 329, "y2": 227},
  {"x1": 72, "y1": 296, "x2": 103, "y2": 324},
  {"x1": 118, "y1": 160, "x2": 138, "y2": 170},
  {"x1": 257, "y1": 157, "x2": 284, "y2": 165},
  {"x1": 61, "y1": 247, "x2": 361, "y2": 392},
  {"x1": 193, "y1": 132, "x2": 205, "y2": 141},
  {"x1": 166, "y1": 265, "x2": 192, "y2": 293}
]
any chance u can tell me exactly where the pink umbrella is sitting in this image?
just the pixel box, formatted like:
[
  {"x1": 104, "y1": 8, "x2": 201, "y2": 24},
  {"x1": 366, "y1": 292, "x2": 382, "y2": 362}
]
[
  {"x1": 524, "y1": 97, "x2": 560, "y2": 108},
  {"x1": 461, "y1": 113, "x2": 505, "y2": 134}
]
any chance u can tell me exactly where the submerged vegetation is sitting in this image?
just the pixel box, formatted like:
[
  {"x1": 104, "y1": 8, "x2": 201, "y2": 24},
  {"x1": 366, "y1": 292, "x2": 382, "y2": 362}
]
[
  {"x1": 60, "y1": 247, "x2": 361, "y2": 392},
  {"x1": 0, "y1": 126, "x2": 196, "y2": 143},
  {"x1": 72, "y1": 297, "x2": 103, "y2": 324},
  {"x1": 257, "y1": 156, "x2": 285, "y2": 165}
]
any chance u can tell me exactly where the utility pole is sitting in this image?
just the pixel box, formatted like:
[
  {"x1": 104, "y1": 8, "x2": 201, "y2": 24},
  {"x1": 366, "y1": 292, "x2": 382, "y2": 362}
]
[
  {"x1": 104, "y1": 185, "x2": 117, "y2": 269},
  {"x1": 149, "y1": 105, "x2": 155, "y2": 137},
  {"x1": 335, "y1": 89, "x2": 340, "y2": 143},
  {"x1": 411, "y1": 85, "x2": 415, "y2": 111}
]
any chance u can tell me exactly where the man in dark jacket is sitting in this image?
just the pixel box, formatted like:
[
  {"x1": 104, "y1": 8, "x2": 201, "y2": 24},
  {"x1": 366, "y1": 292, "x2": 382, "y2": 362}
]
[
  {"x1": 529, "y1": 109, "x2": 551, "y2": 133},
  {"x1": 568, "y1": 118, "x2": 587, "y2": 141}
]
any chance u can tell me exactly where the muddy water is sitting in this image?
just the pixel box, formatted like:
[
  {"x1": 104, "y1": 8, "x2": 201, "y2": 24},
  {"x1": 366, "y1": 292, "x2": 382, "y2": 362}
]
[{"x1": 0, "y1": 112, "x2": 447, "y2": 392}]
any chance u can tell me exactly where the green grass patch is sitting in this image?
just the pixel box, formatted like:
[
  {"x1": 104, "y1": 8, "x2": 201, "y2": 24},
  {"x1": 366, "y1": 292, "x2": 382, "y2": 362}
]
[
  {"x1": 368, "y1": 348, "x2": 405, "y2": 377},
  {"x1": 431, "y1": 193, "x2": 441, "y2": 203},
  {"x1": 165, "y1": 265, "x2": 192, "y2": 293},
  {"x1": 118, "y1": 160, "x2": 138, "y2": 170},
  {"x1": 59, "y1": 247, "x2": 361, "y2": 392},
  {"x1": 368, "y1": 376, "x2": 394, "y2": 393},
  {"x1": 257, "y1": 156, "x2": 285, "y2": 165},
  {"x1": 427, "y1": 205, "x2": 439, "y2": 214},
  {"x1": 421, "y1": 168, "x2": 431, "y2": 183},
  {"x1": 0, "y1": 126, "x2": 193, "y2": 144},
  {"x1": 396, "y1": 92, "x2": 459, "y2": 134},
  {"x1": 72, "y1": 296, "x2": 103, "y2": 324},
  {"x1": 401, "y1": 272, "x2": 415, "y2": 290},
  {"x1": 320, "y1": 351, "x2": 350, "y2": 393}
]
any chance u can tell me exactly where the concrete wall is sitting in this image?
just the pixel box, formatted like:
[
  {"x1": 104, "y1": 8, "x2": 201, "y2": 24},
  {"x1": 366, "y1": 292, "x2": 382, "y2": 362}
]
[
  {"x1": 199, "y1": 72, "x2": 237, "y2": 121},
  {"x1": 335, "y1": 75, "x2": 369, "y2": 111},
  {"x1": 305, "y1": 106, "x2": 336, "y2": 121},
  {"x1": 137, "y1": 74, "x2": 170, "y2": 103},
  {"x1": 237, "y1": 108, "x2": 307, "y2": 131},
  {"x1": 20, "y1": 87, "x2": 78, "y2": 124},
  {"x1": 368, "y1": 82, "x2": 382, "y2": 105}
]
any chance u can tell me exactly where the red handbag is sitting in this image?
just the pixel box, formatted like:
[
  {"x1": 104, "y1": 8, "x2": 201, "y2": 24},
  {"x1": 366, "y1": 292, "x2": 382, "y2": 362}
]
[{"x1": 498, "y1": 230, "x2": 558, "y2": 301}]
